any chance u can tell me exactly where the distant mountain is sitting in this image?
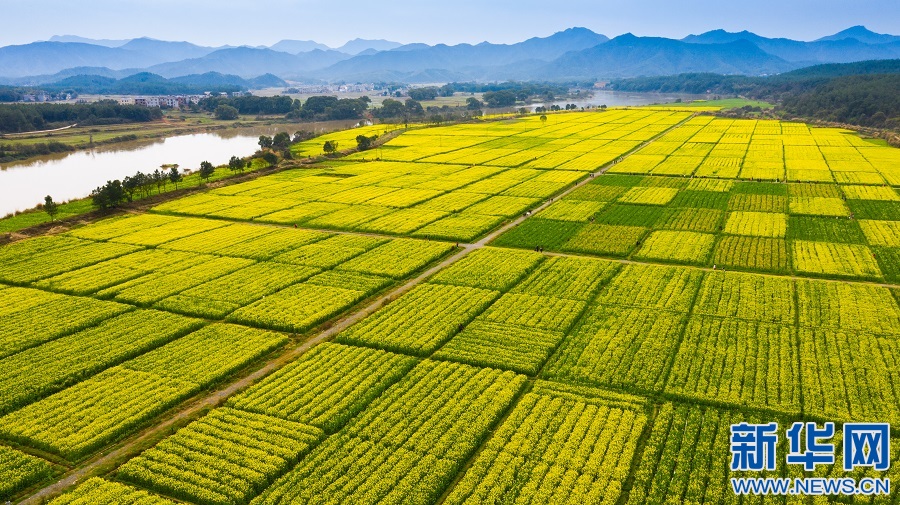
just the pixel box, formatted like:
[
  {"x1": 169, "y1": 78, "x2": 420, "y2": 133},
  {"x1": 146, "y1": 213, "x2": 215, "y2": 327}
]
[
  {"x1": 682, "y1": 29, "x2": 900, "y2": 64},
  {"x1": 144, "y1": 47, "x2": 351, "y2": 78},
  {"x1": 248, "y1": 73, "x2": 289, "y2": 88},
  {"x1": 52, "y1": 74, "x2": 119, "y2": 89},
  {"x1": 39, "y1": 70, "x2": 283, "y2": 94},
  {"x1": 6, "y1": 67, "x2": 132, "y2": 85},
  {"x1": 0, "y1": 42, "x2": 138, "y2": 77},
  {"x1": 119, "y1": 37, "x2": 217, "y2": 63},
  {"x1": 815, "y1": 26, "x2": 900, "y2": 45},
  {"x1": 168, "y1": 71, "x2": 286, "y2": 88},
  {"x1": 315, "y1": 28, "x2": 610, "y2": 81},
  {"x1": 5, "y1": 26, "x2": 900, "y2": 83},
  {"x1": 337, "y1": 39, "x2": 403, "y2": 55},
  {"x1": 542, "y1": 34, "x2": 795, "y2": 79},
  {"x1": 269, "y1": 39, "x2": 331, "y2": 54},
  {"x1": 774, "y1": 59, "x2": 900, "y2": 79},
  {"x1": 48, "y1": 35, "x2": 130, "y2": 47}
]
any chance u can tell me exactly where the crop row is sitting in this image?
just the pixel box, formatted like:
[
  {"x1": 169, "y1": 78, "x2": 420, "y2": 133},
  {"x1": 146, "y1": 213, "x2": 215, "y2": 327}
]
[
  {"x1": 0, "y1": 237, "x2": 141, "y2": 284},
  {"x1": 0, "y1": 324, "x2": 287, "y2": 460},
  {"x1": 117, "y1": 408, "x2": 323, "y2": 505},
  {"x1": 0, "y1": 445, "x2": 55, "y2": 501},
  {"x1": 35, "y1": 248, "x2": 210, "y2": 296},
  {"x1": 0, "y1": 310, "x2": 201, "y2": 415},
  {"x1": 230, "y1": 343, "x2": 418, "y2": 431},
  {"x1": 430, "y1": 247, "x2": 543, "y2": 291},
  {"x1": 446, "y1": 382, "x2": 647, "y2": 505},
  {"x1": 547, "y1": 302, "x2": 900, "y2": 423},
  {"x1": 0, "y1": 286, "x2": 129, "y2": 358},
  {"x1": 48, "y1": 478, "x2": 175, "y2": 505},
  {"x1": 337, "y1": 283, "x2": 500, "y2": 356},
  {"x1": 253, "y1": 360, "x2": 525, "y2": 505},
  {"x1": 626, "y1": 403, "x2": 776, "y2": 505}
]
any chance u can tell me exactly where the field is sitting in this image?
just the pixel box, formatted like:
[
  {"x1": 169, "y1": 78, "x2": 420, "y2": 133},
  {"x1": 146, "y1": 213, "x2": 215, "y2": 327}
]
[{"x1": 1, "y1": 109, "x2": 899, "y2": 504}]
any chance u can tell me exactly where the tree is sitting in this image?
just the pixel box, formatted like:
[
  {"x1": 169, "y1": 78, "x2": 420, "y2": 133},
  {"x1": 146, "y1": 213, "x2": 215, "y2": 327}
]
[
  {"x1": 323, "y1": 140, "x2": 338, "y2": 154},
  {"x1": 408, "y1": 87, "x2": 440, "y2": 101},
  {"x1": 261, "y1": 152, "x2": 278, "y2": 166},
  {"x1": 228, "y1": 155, "x2": 245, "y2": 173},
  {"x1": 122, "y1": 175, "x2": 140, "y2": 201},
  {"x1": 91, "y1": 180, "x2": 125, "y2": 209},
  {"x1": 405, "y1": 99, "x2": 424, "y2": 116},
  {"x1": 540, "y1": 115, "x2": 547, "y2": 125},
  {"x1": 272, "y1": 132, "x2": 291, "y2": 150},
  {"x1": 153, "y1": 169, "x2": 166, "y2": 193},
  {"x1": 466, "y1": 97, "x2": 484, "y2": 110},
  {"x1": 373, "y1": 99, "x2": 406, "y2": 119},
  {"x1": 168, "y1": 166, "x2": 183, "y2": 189},
  {"x1": 483, "y1": 90, "x2": 517, "y2": 108},
  {"x1": 292, "y1": 130, "x2": 313, "y2": 143},
  {"x1": 214, "y1": 104, "x2": 239, "y2": 120},
  {"x1": 198, "y1": 161, "x2": 215, "y2": 184},
  {"x1": 43, "y1": 195, "x2": 58, "y2": 220},
  {"x1": 136, "y1": 171, "x2": 153, "y2": 198},
  {"x1": 356, "y1": 134, "x2": 377, "y2": 151},
  {"x1": 258, "y1": 135, "x2": 273, "y2": 149}
]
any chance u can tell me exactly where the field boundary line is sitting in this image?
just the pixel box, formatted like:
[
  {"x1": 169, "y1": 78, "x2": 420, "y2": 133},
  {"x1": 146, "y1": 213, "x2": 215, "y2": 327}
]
[{"x1": 538, "y1": 250, "x2": 900, "y2": 291}]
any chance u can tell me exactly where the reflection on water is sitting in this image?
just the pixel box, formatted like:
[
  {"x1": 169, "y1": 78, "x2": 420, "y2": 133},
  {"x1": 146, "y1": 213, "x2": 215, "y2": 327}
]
[
  {"x1": 526, "y1": 90, "x2": 705, "y2": 111},
  {"x1": 0, "y1": 122, "x2": 356, "y2": 216}
]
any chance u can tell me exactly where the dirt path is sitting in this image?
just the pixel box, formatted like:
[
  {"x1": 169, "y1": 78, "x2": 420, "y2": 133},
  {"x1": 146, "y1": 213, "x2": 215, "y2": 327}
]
[{"x1": 2, "y1": 123, "x2": 78, "y2": 137}]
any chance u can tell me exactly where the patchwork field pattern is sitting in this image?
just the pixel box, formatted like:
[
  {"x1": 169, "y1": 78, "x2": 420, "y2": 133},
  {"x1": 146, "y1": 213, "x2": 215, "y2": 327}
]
[
  {"x1": 499, "y1": 125, "x2": 900, "y2": 278},
  {"x1": 5, "y1": 110, "x2": 900, "y2": 504}
]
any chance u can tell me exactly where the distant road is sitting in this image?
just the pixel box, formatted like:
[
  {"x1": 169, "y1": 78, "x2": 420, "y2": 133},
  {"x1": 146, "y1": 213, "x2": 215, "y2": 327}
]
[{"x1": 2, "y1": 123, "x2": 78, "y2": 137}]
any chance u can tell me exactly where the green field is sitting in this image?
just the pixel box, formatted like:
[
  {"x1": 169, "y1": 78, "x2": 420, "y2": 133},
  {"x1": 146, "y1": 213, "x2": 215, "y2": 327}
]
[{"x1": 1, "y1": 108, "x2": 899, "y2": 503}]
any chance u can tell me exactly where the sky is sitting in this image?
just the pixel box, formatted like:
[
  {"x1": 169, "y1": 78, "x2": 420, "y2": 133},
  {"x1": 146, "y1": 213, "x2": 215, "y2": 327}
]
[{"x1": 0, "y1": 0, "x2": 897, "y2": 48}]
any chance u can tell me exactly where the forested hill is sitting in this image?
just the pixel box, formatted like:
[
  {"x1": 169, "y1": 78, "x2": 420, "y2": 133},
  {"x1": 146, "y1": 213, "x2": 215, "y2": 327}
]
[
  {"x1": 607, "y1": 60, "x2": 900, "y2": 129},
  {"x1": 607, "y1": 59, "x2": 900, "y2": 95},
  {"x1": 780, "y1": 74, "x2": 900, "y2": 127}
]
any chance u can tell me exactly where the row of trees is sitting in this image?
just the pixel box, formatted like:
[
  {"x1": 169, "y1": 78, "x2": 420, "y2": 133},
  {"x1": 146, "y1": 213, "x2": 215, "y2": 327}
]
[
  {"x1": 286, "y1": 96, "x2": 371, "y2": 121},
  {"x1": 91, "y1": 165, "x2": 189, "y2": 209},
  {"x1": 372, "y1": 99, "x2": 424, "y2": 120},
  {"x1": 200, "y1": 95, "x2": 375, "y2": 121},
  {"x1": 199, "y1": 95, "x2": 294, "y2": 115}
]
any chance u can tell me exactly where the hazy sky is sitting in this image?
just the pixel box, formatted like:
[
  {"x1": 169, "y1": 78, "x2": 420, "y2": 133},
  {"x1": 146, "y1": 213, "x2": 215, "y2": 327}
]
[{"x1": 1, "y1": 0, "x2": 897, "y2": 47}]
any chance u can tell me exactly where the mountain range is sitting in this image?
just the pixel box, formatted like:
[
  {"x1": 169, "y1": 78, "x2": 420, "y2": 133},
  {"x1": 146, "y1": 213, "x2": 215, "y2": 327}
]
[{"x1": 1, "y1": 26, "x2": 898, "y2": 85}]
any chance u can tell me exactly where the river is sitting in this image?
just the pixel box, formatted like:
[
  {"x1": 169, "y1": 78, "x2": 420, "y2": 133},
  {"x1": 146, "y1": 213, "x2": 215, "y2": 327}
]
[
  {"x1": 524, "y1": 90, "x2": 706, "y2": 111},
  {"x1": 0, "y1": 123, "x2": 355, "y2": 216}
]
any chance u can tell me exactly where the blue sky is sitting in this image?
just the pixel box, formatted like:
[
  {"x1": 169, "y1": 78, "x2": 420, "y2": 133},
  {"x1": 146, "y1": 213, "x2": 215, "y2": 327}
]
[{"x1": 2, "y1": 0, "x2": 897, "y2": 47}]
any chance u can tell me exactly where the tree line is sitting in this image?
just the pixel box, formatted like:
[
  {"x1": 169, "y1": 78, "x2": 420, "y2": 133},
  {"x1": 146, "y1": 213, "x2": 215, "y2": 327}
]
[
  {"x1": 607, "y1": 60, "x2": 900, "y2": 129},
  {"x1": 0, "y1": 101, "x2": 162, "y2": 133},
  {"x1": 88, "y1": 128, "x2": 322, "y2": 210},
  {"x1": 780, "y1": 74, "x2": 900, "y2": 128}
]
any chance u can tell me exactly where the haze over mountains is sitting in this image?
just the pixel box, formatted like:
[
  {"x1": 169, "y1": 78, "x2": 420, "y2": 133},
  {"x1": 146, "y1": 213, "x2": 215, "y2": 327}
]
[{"x1": 1, "y1": 26, "x2": 898, "y2": 85}]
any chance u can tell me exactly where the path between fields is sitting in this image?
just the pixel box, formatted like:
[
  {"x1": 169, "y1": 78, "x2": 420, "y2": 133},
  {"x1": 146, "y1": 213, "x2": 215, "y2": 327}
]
[
  {"x1": 20, "y1": 115, "x2": 690, "y2": 504},
  {"x1": 2, "y1": 123, "x2": 78, "y2": 137}
]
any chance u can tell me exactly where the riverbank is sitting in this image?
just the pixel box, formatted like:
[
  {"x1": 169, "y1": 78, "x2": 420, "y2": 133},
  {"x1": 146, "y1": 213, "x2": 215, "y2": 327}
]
[
  {"x1": 0, "y1": 111, "x2": 347, "y2": 165},
  {"x1": 0, "y1": 126, "x2": 406, "y2": 237},
  {"x1": 0, "y1": 157, "x2": 273, "y2": 235}
]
